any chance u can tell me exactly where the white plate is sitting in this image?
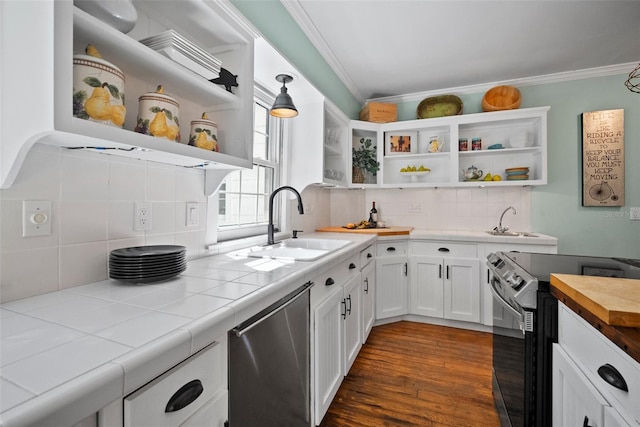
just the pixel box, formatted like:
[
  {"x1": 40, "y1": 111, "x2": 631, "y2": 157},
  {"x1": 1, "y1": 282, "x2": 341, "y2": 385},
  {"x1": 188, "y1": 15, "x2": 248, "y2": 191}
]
[{"x1": 156, "y1": 47, "x2": 220, "y2": 80}]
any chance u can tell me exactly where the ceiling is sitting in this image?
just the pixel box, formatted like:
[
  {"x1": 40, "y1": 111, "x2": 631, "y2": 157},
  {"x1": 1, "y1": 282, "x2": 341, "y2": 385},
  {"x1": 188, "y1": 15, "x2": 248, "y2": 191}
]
[{"x1": 281, "y1": 1, "x2": 640, "y2": 103}]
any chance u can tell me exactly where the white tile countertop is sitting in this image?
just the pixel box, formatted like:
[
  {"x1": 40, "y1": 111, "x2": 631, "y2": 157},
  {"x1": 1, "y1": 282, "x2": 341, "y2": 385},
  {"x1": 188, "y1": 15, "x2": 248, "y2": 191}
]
[
  {"x1": 0, "y1": 232, "x2": 375, "y2": 427},
  {"x1": 409, "y1": 229, "x2": 558, "y2": 245}
]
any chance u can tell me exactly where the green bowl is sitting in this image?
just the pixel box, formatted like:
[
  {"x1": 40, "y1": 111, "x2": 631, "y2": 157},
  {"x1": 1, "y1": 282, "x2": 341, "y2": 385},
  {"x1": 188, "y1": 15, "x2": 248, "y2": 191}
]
[{"x1": 417, "y1": 95, "x2": 463, "y2": 119}]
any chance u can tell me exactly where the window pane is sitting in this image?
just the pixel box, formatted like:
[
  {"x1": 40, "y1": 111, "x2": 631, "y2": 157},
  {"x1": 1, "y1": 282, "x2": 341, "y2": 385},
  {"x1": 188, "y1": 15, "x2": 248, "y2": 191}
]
[
  {"x1": 257, "y1": 195, "x2": 267, "y2": 223},
  {"x1": 239, "y1": 194, "x2": 258, "y2": 224},
  {"x1": 218, "y1": 193, "x2": 240, "y2": 226},
  {"x1": 225, "y1": 170, "x2": 242, "y2": 192},
  {"x1": 241, "y1": 166, "x2": 258, "y2": 193},
  {"x1": 253, "y1": 132, "x2": 267, "y2": 160},
  {"x1": 253, "y1": 103, "x2": 269, "y2": 160}
]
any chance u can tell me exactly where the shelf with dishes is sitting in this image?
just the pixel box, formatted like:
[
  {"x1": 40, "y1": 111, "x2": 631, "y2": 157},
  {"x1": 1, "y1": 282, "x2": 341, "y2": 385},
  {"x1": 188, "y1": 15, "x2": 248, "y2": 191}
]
[
  {"x1": 349, "y1": 106, "x2": 549, "y2": 188},
  {"x1": 0, "y1": 1, "x2": 256, "y2": 192}
]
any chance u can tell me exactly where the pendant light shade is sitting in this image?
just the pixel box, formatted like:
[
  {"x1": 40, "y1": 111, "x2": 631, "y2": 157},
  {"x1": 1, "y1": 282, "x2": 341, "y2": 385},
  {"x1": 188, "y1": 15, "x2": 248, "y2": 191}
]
[{"x1": 270, "y1": 74, "x2": 298, "y2": 118}]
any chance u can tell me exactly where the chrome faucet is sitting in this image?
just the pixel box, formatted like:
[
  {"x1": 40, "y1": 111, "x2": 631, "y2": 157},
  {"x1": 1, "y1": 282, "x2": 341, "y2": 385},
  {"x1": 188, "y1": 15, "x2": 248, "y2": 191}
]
[
  {"x1": 268, "y1": 186, "x2": 304, "y2": 245},
  {"x1": 495, "y1": 206, "x2": 516, "y2": 234}
]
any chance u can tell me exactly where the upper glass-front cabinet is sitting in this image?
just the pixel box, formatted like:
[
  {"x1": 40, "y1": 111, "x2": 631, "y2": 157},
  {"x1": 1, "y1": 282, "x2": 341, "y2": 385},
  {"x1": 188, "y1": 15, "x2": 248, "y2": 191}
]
[
  {"x1": 349, "y1": 106, "x2": 549, "y2": 188},
  {"x1": 1, "y1": 0, "x2": 254, "y2": 194}
]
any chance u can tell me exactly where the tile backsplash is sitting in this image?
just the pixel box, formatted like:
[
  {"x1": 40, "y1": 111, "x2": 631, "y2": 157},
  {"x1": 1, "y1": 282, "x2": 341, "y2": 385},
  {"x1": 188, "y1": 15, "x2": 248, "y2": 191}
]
[
  {"x1": 1, "y1": 144, "x2": 531, "y2": 303},
  {"x1": 1, "y1": 143, "x2": 207, "y2": 303}
]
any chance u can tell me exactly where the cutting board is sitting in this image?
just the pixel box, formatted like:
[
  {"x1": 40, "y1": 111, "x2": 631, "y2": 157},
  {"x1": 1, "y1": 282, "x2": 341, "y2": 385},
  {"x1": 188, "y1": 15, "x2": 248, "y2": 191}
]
[
  {"x1": 316, "y1": 226, "x2": 413, "y2": 236},
  {"x1": 551, "y1": 273, "x2": 640, "y2": 327}
]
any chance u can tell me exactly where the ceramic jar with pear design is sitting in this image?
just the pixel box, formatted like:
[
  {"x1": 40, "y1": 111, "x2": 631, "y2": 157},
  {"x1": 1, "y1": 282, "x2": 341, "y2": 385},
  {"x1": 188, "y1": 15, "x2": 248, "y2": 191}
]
[
  {"x1": 189, "y1": 113, "x2": 219, "y2": 152},
  {"x1": 73, "y1": 44, "x2": 126, "y2": 128},
  {"x1": 135, "y1": 85, "x2": 181, "y2": 142}
]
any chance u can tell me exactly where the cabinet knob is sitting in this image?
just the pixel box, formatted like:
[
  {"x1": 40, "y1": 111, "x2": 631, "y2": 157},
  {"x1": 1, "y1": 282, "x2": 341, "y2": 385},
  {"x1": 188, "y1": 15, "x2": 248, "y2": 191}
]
[
  {"x1": 349, "y1": 263, "x2": 356, "y2": 270},
  {"x1": 438, "y1": 247, "x2": 450, "y2": 252},
  {"x1": 597, "y1": 363, "x2": 628, "y2": 392},
  {"x1": 367, "y1": 253, "x2": 373, "y2": 258},
  {"x1": 386, "y1": 247, "x2": 396, "y2": 252},
  {"x1": 325, "y1": 278, "x2": 335, "y2": 286}
]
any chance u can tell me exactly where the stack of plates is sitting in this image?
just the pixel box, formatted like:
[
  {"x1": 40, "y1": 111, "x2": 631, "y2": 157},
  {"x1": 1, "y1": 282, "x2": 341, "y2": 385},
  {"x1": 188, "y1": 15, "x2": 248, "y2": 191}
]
[
  {"x1": 109, "y1": 245, "x2": 186, "y2": 284},
  {"x1": 505, "y1": 167, "x2": 530, "y2": 181},
  {"x1": 139, "y1": 30, "x2": 221, "y2": 80}
]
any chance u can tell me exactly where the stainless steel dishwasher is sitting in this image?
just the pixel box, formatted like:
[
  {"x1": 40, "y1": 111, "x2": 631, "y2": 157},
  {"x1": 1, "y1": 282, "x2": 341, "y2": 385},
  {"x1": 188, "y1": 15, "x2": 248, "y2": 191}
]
[{"x1": 227, "y1": 281, "x2": 313, "y2": 426}]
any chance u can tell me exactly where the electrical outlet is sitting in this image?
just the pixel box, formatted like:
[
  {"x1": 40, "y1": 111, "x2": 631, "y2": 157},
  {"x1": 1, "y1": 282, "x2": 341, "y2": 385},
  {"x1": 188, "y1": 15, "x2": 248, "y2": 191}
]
[
  {"x1": 134, "y1": 202, "x2": 152, "y2": 231},
  {"x1": 23, "y1": 200, "x2": 52, "y2": 237},
  {"x1": 408, "y1": 202, "x2": 423, "y2": 213},
  {"x1": 186, "y1": 202, "x2": 199, "y2": 226},
  {"x1": 630, "y1": 207, "x2": 640, "y2": 221}
]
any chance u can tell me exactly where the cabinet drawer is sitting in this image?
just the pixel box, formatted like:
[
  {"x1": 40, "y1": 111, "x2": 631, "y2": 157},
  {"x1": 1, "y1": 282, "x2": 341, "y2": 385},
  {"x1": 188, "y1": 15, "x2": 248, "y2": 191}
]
[
  {"x1": 559, "y1": 303, "x2": 640, "y2": 424},
  {"x1": 376, "y1": 241, "x2": 408, "y2": 257},
  {"x1": 360, "y1": 245, "x2": 375, "y2": 268},
  {"x1": 124, "y1": 338, "x2": 227, "y2": 427},
  {"x1": 311, "y1": 253, "x2": 360, "y2": 305},
  {"x1": 411, "y1": 241, "x2": 477, "y2": 258}
]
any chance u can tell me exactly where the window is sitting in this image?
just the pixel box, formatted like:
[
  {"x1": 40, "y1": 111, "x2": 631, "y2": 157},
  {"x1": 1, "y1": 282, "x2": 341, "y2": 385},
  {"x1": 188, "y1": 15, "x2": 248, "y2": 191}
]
[{"x1": 217, "y1": 94, "x2": 281, "y2": 241}]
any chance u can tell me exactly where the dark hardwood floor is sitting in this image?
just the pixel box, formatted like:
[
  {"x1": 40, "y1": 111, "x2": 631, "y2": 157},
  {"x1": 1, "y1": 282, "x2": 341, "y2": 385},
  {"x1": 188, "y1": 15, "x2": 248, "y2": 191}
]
[{"x1": 319, "y1": 321, "x2": 500, "y2": 427}]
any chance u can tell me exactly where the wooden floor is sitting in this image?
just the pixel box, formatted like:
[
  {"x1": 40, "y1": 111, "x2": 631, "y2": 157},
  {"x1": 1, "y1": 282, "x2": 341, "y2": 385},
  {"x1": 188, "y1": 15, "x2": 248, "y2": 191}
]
[{"x1": 319, "y1": 321, "x2": 500, "y2": 427}]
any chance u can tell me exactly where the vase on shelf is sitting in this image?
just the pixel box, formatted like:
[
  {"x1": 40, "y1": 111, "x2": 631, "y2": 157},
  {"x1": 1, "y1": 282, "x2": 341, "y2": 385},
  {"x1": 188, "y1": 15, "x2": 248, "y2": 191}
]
[{"x1": 352, "y1": 166, "x2": 365, "y2": 184}]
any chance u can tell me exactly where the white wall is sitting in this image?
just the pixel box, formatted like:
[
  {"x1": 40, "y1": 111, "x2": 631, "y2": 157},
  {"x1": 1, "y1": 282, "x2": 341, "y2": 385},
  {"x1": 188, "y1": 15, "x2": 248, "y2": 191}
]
[{"x1": 0, "y1": 143, "x2": 208, "y2": 303}]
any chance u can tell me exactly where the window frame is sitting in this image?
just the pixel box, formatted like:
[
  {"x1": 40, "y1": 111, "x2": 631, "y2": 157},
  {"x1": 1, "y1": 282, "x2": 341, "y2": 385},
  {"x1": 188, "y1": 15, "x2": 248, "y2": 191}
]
[{"x1": 215, "y1": 85, "x2": 282, "y2": 242}]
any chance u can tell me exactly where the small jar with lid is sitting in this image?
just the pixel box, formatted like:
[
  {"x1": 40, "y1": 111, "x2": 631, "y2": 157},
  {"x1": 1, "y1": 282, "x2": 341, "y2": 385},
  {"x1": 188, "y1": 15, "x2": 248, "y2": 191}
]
[
  {"x1": 135, "y1": 85, "x2": 181, "y2": 142},
  {"x1": 472, "y1": 138, "x2": 482, "y2": 151},
  {"x1": 189, "y1": 113, "x2": 219, "y2": 152}
]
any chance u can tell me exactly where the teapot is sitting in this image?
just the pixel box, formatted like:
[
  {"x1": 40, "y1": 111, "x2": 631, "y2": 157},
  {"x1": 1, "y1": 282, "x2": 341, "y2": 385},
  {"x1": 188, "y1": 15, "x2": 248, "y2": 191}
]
[{"x1": 462, "y1": 165, "x2": 483, "y2": 180}]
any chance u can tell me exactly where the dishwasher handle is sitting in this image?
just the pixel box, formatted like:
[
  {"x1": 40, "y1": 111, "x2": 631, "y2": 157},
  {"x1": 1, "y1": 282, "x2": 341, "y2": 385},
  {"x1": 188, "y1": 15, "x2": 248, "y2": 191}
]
[
  {"x1": 232, "y1": 281, "x2": 313, "y2": 337},
  {"x1": 165, "y1": 379, "x2": 203, "y2": 413}
]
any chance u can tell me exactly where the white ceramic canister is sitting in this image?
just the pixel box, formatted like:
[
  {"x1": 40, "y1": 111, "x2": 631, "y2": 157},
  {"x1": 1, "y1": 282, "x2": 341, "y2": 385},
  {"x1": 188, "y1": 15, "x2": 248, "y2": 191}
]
[
  {"x1": 73, "y1": 45, "x2": 126, "y2": 128},
  {"x1": 135, "y1": 85, "x2": 181, "y2": 142},
  {"x1": 189, "y1": 113, "x2": 219, "y2": 152}
]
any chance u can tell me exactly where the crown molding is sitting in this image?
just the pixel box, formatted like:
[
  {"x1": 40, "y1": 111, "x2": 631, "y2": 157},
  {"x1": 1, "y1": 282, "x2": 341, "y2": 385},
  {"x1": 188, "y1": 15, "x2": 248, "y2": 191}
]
[
  {"x1": 280, "y1": 0, "x2": 366, "y2": 102},
  {"x1": 367, "y1": 62, "x2": 639, "y2": 104}
]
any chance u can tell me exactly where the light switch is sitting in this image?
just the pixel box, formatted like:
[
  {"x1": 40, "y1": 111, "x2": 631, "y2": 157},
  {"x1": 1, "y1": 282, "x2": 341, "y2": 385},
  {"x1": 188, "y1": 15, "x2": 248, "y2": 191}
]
[
  {"x1": 23, "y1": 200, "x2": 52, "y2": 237},
  {"x1": 186, "y1": 202, "x2": 199, "y2": 226}
]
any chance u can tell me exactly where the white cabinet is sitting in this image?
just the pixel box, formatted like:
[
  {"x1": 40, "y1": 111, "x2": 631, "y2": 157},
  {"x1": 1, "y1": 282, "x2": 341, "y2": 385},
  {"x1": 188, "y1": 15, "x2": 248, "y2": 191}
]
[
  {"x1": 290, "y1": 100, "x2": 350, "y2": 190},
  {"x1": 343, "y1": 275, "x2": 363, "y2": 374},
  {"x1": 553, "y1": 344, "x2": 608, "y2": 427},
  {"x1": 409, "y1": 241, "x2": 480, "y2": 323},
  {"x1": 554, "y1": 302, "x2": 640, "y2": 426},
  {"x1": 348, "y1": 106, "x2": 549, "y2": 188},
  {"x1": 313, "y1": 288, "x2": 344, "y2": 425},
  {"x1": 123, "y1": 338, "x2": 227, "y2": 427},
  {"x1": 311, "y1": 252, "x2": 361, "y2": 425},
  {"x1": 375, "y1": 241, "x2": 409, "y2": 319},
  {"x1": 349, "y1": 120, "x2": 381, "y2": 186},
  {"x1": 1, "y1": 1, "x2": 255, "y2": 193},
  {"x1": 361, "y1": 261, "x2": 376, "y2": 343}
]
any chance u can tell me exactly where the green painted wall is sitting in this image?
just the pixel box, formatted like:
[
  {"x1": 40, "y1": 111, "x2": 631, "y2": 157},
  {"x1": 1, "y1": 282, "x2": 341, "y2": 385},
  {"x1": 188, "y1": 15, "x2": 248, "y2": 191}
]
[
  {"x1": 230, "y1": 0, "x2": 362, "y2": 117},
  {"x1": 233, "y1": 2, "x2": 639, "y2": 258}
]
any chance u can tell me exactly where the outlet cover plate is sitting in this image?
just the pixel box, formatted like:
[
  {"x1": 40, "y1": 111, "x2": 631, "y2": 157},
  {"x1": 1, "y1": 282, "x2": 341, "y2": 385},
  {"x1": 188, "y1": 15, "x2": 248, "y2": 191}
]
[
  {"x1": 186, "y1": 202, "x2": 199, "y2": 226},
  {"x1": 134, "y1": 202, "x2": 152, "y2": 231},
  {"x1": 630, "y1": 207, "x2": 640, "y2": 221}
]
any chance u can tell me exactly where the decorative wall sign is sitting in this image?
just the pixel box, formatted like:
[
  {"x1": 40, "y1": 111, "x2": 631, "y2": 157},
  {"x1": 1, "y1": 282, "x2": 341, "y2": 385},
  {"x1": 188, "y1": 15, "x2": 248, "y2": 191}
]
[{"x1": 581, "y1": 109, "x2": 624, "y2": 206}]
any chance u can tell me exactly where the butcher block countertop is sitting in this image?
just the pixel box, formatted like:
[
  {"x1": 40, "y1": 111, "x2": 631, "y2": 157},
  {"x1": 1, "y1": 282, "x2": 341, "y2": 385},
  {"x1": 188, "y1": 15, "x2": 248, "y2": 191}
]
[
  {"x1": 551, "y1": 273, "x2": 640, "y2": 364},
  {"x1": 316, "y1": 226, "x2": 413, "y2": 236}
]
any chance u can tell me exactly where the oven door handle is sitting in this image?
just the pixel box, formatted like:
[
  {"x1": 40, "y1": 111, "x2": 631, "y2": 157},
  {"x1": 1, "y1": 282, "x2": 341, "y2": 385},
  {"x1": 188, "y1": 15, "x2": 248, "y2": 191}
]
[{"x1": 490, "y1": 279, "x2": 524, "y2": 324}]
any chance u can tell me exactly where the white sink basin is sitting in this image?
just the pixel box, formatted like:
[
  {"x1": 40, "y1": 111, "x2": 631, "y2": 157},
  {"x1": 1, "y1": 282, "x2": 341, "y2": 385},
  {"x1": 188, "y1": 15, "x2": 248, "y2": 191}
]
[{"x1": 247, "y1": 238, "x2": 352, "y2": 261}]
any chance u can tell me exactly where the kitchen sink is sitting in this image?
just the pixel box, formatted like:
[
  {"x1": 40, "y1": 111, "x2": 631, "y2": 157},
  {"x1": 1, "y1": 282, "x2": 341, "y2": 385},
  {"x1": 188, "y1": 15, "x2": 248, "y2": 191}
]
[
  {"x1": 486, "y1": 231, "x2": 538, "y2": 237},
  {"x1": 246, "y1": 238, "x2": 353, "y2": 261}
]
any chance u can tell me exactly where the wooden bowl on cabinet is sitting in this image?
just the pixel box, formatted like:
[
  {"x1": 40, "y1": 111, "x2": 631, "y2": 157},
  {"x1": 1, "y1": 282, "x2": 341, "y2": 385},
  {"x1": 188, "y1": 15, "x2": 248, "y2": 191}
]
[{"x1": 482, "y1": 85, "x2": 521, "y2": 112}]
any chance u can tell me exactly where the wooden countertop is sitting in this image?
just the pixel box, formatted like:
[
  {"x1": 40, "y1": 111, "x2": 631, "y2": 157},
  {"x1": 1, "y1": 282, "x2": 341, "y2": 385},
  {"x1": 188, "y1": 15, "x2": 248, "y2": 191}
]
[
  {"x1": 550, "y1": 273, "x2": 640, "y2": 364},
  {"x1": 316, "y1": 226, "x2": 413, "y2": 236}
]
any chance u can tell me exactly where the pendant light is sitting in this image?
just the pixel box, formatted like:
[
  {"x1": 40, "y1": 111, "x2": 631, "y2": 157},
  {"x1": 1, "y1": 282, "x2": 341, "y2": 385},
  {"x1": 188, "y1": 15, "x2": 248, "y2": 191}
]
[{"x1": 270, "y1": 74, "x2": 298, "y2": 118}]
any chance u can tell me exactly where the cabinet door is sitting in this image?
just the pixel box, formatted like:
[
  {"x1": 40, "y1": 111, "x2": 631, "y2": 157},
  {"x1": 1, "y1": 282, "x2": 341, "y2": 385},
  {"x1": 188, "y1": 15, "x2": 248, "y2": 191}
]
[
  {"x1": 361, "y1": 261, "x2": 375, "y2": 343},
  {"x1": 444, "y1": 258, "x2": 480, "y2": 323},
  {"x1": 375, "y1": 256, "x2": 408, "y2": 319},
  {"x1": 553, "y1": 344, "x2": 608, "y2": 427},
  {"x1": 409, "y1": 256, "x2": 444, "y2": 318},
  {"x1": 314, "y1": 289, "x2": 344, "y2": 424},
  {"x1": 343, "y1": 275, "x2": 362, "y2": 375}
]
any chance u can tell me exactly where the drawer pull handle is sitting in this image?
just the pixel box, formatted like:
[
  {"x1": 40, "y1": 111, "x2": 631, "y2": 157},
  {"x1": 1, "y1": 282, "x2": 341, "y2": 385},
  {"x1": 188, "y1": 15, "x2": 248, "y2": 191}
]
[
  {"x1": 165, "y1": 379, "x2": 204, "y2": 413},
  {"x1": 325, "y1": 278, "x2": 335, "y2": 286},
  {"x1": 367, "y1": 253, "x2": 373, "y2": 258},
  {"x1": 597, "y1": 363, "x2": 628, "y2": 392},
  {"x1": 582, "y1": 416, "x2": 593, "y2": 427},
  {"x1": 438, "y1": 247, "x2": 450, "y2": 252},
  {"x1": 349, "y1": 263, "x2": 356, "y2": 270},
  {"x1": 386, "y1": 247, "x2": 396, "y2": 252}
]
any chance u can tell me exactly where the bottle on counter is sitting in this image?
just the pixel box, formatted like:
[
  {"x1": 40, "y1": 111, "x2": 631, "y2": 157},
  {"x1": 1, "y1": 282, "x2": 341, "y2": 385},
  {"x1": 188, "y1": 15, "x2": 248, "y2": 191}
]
[{"x1": 369, "y1": 202, "x2": 378, "y2": 228}]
